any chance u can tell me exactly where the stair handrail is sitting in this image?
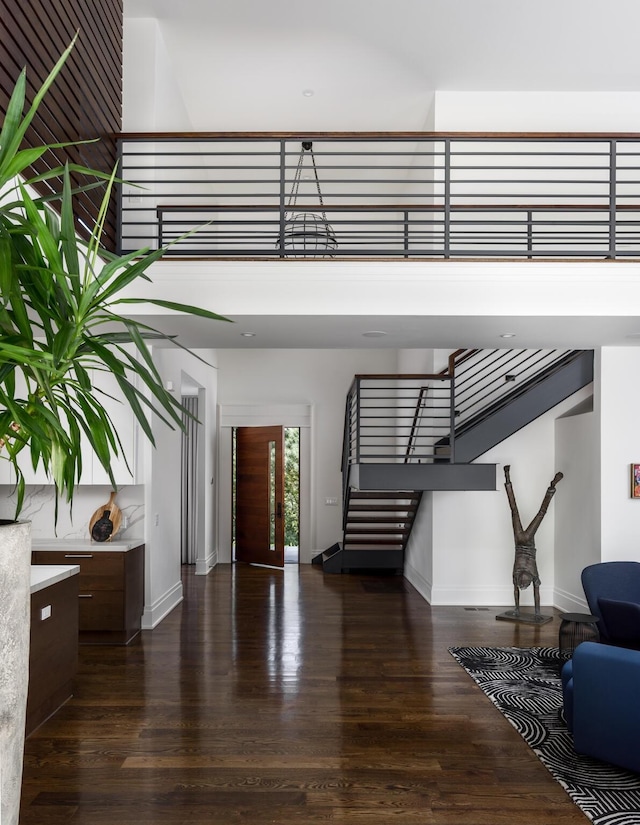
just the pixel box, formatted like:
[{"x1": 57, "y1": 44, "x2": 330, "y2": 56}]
[
  {"x1": 341, "y1": 377, "x2": 359, "y2": 519},
  {"x1": 404, "y1": 385, "x2": 429, "y2": 463}
]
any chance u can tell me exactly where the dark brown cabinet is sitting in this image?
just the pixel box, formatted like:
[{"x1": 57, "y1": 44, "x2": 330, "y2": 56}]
[
  {"x1": 27, "y1": 571, "x2": 79, "y2": 736},
  {"x1": 31, "y1": 544, "x2": 145, "y2": 645}
]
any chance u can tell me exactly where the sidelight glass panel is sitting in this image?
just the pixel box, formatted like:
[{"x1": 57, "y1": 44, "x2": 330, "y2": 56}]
[{"x1": 269, "y1": 440, "x2": 276, "y2": 551}]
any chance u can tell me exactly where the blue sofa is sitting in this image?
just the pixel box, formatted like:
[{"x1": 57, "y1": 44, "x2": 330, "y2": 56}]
[
  {"x1": 581, "y1": 561, "x2": 640, "y2": 648},
  {"x1": 562, "y1": 641, "x2": 640, "y2": 773}
]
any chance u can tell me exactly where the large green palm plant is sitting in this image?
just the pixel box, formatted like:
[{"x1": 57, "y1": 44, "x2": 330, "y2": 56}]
[{"x1": 0, "y1": 40, "x2": 227, "y2": 517}]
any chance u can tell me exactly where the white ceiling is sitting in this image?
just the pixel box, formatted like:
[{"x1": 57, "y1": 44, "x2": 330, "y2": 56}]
[
  {"x1": 124, "y1": 0, "x2": 640, "y2": 132},
  {"x1": 121, "y1": 1, "x2": 640, "y2": 350},
  {"x1": 130, "y1": 313, "x2": 640, "y2": 351}
]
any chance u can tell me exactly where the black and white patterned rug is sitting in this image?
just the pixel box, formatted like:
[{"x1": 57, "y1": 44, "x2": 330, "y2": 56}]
[{"x1": 449, "y1": 646, "x2": 640, "y2": 825}]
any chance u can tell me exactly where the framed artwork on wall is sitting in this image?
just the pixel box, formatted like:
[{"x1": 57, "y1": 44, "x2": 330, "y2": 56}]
[{"x1": 631, "y1": 464, "x2": 640, "y2": 498}]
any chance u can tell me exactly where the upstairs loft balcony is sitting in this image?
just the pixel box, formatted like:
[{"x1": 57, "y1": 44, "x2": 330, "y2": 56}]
[{"x1": 117, "y1": 131, "x2": 640, "y2": 261}]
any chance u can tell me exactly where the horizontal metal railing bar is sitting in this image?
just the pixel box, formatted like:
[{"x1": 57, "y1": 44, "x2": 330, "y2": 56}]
[
  {"x1": 360, "y1": 418, "x2": 448, "y2": 424},
  {"x1": 148, "y1": 192, "x2": 630, "y2": 200},
  {"x1": 357, "y1": 409, "x2": 451, "y2": 414},
  {"x1": 348, "y1": 402, "x2": 448, "y2": 408},
  {"x1": 151, "y1": 221, "x2": 625, "y2": 230},
  {"x1": 118, "y1": 130, "x2": 640, "y2": 139},
  {"x1": 121, "y1": 162, "x2": 631, "y2": 171},
  {"x1": 151, "y1": 233, "x2": 619, "y2": 244},
  {"x1": 154, "y1": 202, "x2": 640, "y2": 211},
  {"x1": 152, "y1": 249, "x2": 629, "y2": 258},
  {"x1": 354, "y1": 374, "x2": 446, "y2": 380}
]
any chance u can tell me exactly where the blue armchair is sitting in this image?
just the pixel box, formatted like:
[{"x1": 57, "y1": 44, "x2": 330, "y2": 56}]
[
  {"x1": 562, "y1": 641, "x2": 640, "y2": 773},
  {"x1": 581, "y1": 561, "x2": 640, "y2": 648}
]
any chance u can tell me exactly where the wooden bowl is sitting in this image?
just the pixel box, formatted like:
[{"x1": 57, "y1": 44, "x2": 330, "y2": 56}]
[{"x1": 89, "y1": 491, "x2": 122, "y2": 541}]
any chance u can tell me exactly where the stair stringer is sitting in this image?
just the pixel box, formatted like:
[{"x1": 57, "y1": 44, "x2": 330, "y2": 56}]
[{"x1": 453, "y1": 349, "x2": 594, "y2": 463}]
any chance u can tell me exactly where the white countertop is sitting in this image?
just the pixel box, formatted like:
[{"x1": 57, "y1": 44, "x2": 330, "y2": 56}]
[
  {"x1": 32, "y1": 539, "x2": 144, "y2": 553},
  {"x1": 30, "y1": 564, "x2": 80, "y2": 594}
]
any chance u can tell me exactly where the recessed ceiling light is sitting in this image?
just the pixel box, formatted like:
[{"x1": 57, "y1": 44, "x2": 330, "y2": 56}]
[
  {"x1": 302, "y1": 89, "x2": 314, "y2": 97},
  {"x1": 362, "y1": 331, "x2": 387, "y2": 338},
  {"x1": 241, "y1": 332, "x2": 256, "y2": 338},
  {"x1": 500, "y1": 333, "x2": 516, "y2": 338}
]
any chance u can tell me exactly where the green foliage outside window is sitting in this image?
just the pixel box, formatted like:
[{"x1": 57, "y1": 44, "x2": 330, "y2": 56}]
[{"x1": 284, "y1": 428, "x2": 299, "y2": 548}]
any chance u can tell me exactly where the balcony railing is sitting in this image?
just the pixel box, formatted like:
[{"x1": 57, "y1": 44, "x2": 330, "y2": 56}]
[{"x1": 117, "y1": 131, "x2": 640, "y2": 260}]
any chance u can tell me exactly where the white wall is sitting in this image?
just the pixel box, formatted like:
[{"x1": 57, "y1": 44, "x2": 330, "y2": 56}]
[
  {"x1": 179, "y1": 349, "x2": 218, "y2": 573},
  {"x1": 555, "y1": 401, "x2": 598, "y2": 611},
  {"x1": 413, "y1": 385, "x2": 593, "y2": 607},
  {"x1": 0, "y1": 485, "x2": 144, "y2": 542},
  {"x1": 434, "y1": 91, "x2": 640, "y2": 131},
  {"x1": 142, "y1": 348, "x2": 183, "y2": 628},
  {"x1": 216, "y1": 349, "x2": 398, "y2": 560},
  {"x1": 141, "y1": 347, "x2": 218, "y2": 628},
  {"x1": 404, "y1": 491, "x2": 434, "y2": 600},
  {"x1": 597, "y1": 347, "x2": 640, "y2": 562},
  {"x1": 396, "y1": 350, "x2": 435, "y2": 595},
  {"x1": 123, "y1": 19, "x2": 192, "y2": 131}
]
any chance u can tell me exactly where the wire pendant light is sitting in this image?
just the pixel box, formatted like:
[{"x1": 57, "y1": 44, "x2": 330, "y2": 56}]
[{"x1": 280, "y1": 141, "x2": 338, "y2": 257}]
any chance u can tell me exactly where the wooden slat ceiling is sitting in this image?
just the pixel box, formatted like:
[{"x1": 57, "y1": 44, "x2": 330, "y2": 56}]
[{"x1": 0, "y1": 0, "x2": 123, "y2": 252}]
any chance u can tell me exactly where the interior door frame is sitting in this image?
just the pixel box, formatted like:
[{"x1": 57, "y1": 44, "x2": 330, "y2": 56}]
[{"x1": 217, "y1": 404, "x2": 313, "y2": 564}]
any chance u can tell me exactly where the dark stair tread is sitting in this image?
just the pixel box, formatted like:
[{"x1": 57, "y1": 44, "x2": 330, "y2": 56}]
[
  {"x1": 349, "y1": 504, "x2": 417, "y2": 513},
  {"x1": 344, "y1": 538, "x2": 405, "y2": 547},
  {"x1": 344, "y1": 527, "x2": 410, "y2": 535},
  {"x1": 350, "y1": 491, "x2": 420, "y2": 500}
]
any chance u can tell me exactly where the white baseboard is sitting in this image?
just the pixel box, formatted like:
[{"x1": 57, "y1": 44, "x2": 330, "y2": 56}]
[
  {"x1": 427, "y1": 583, "x2": 554, "y2": 607},
  {"x1": 141, "y1": 580, "x2": 183, "y2": 630},
  {"x1": 403, "y1": 562, "x2": 433, "y2": 603},
  {"x1": 553, "y1": 586, "x2": 588, "y2": 613},
  {"x1": 195, "y1": 550, "x2": 217, "y2": 576}
]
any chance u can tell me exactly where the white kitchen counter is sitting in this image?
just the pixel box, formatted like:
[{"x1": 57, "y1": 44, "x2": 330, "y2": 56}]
[
  {"x1": 32, "y1": 539, "x2": 144, "y2": 553},
  {"x1": 30, "y1": 564, "x2": 80, "y2": 594}
]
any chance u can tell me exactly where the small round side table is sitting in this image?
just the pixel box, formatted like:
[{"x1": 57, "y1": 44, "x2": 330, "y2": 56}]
[{"x1": 559, "y1": 612, "x2": 600, "y2": 660}]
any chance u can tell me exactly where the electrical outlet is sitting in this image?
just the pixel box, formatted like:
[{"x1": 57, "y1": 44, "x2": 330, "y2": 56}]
[
  {"x1": 325, "y1": 497, "x2": 338, "y2": 506},
  {"x1": 154, "y1": 513, "x2": 160, "y2": 526}
]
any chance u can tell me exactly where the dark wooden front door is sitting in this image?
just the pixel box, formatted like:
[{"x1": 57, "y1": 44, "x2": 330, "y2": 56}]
[{"x1": 235, "y1": 426, "x2": 285, "y2": 567}]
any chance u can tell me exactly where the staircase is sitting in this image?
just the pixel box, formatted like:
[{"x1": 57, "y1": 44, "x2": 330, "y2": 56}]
[
  {"x1": 314, "y1": 348, "x2": 593, "y2": 574},
  {"x1": 316, "y1": 491, "x2": 423, "y2": 573}
]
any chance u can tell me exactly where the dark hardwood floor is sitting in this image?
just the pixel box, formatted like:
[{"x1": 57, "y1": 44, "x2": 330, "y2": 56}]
[{"x1": 21, "y1": 564, "x2": 588, "y2": 823}]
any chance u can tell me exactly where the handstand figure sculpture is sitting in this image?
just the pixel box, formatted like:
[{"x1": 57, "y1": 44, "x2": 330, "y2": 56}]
[{"x1": 503, "y1": 464, "x2": 563, "y2": 621}]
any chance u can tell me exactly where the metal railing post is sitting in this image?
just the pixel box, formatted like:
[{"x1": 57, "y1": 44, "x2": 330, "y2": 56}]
[
  {"x1": 527, "y1": 209, "x2": 533, "y2": 259},
  {"x1": 404, "y1": 210, "x2": 409, "y2": 258},
  {"x1": 609, "y1": 139, "x2": 617, "y2": 259},
  {"x1": 355, "y1": 378, "x2": 362, "y2": 464},
  {"x1": 116, "y1": 139, "x2": 124, "y2": 256},
  {"x1": 278, "y1": 139, "x2": 286, "y2": 257},
  {"x1": 448, "y1": 375, "x2": 456, "y2": 464},
  {"x1": 444, "y1": 139, "x2": 451, "y2": 259}
]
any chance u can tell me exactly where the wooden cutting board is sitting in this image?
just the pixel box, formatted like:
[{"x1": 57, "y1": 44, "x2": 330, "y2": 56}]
[{"x1": 89, "y1": 491, "x2": 122, "y2": 541}]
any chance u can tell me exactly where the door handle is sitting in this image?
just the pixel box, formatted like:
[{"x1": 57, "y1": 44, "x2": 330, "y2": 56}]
[{"x1": 277, "y1": 502, "x2": 283, "y2": 519}]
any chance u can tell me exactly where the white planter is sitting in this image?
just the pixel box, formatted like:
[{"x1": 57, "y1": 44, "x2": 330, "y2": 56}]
[{"x1": 0, "y1": 521, "x2": 31, "y2": 825}]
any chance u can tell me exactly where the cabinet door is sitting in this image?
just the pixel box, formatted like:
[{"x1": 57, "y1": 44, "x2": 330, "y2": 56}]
[{"x1": 78, "y1": 591, "x2": 124, "y2": 631}]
